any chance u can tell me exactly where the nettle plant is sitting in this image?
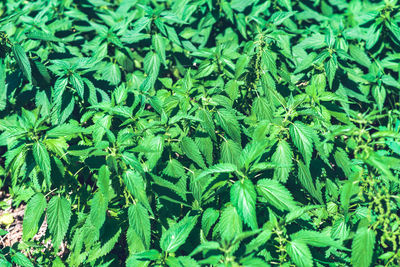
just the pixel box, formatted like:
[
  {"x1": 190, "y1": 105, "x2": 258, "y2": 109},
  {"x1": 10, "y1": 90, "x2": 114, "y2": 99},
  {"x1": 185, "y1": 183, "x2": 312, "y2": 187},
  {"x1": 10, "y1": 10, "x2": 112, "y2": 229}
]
[{"x1": 1, "y1": 0, "x2": 400, "y2": 266}]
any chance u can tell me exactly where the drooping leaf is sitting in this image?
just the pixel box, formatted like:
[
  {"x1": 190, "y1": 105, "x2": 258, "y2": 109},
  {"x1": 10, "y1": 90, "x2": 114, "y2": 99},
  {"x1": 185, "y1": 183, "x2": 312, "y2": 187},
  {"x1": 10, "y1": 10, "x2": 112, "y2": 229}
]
[
  {"x1": 23, "y1": 193, "x2": 46, "y2": 240},
  {"x1": 289, "y1": 121, "x2": 314, "y2": 165},
  {"x1": 230, "y1": 179, "x2": 257, "y2": 230},
  {"x1": 47, "y1": 196, "x2": 71, "y2": 248},
  {"x1": 12, "y1": 44, "x2": 32, "y2": 82},
  {"x1": 128, "y1": 203, "x2": 151, "y2": 249},
  {"x1": 351, "y1": 220, "x2": 375, "y2": 267},
  {"x1": 271, "y1": 140, "x2": 293, "y2": 182},
  {"x1": 32, "y1": 142, "x2": 51, "y2": 186}
]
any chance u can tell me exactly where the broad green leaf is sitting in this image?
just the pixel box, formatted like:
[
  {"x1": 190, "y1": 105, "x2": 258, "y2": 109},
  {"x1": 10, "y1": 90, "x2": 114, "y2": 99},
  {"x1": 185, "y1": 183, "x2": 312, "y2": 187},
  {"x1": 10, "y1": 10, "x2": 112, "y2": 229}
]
[
  {"x1": 181, "y1": 137, "x2": 206, "y2": 169},
  {"x1": 153, "y1": 34, "x2": 166, "y2": 66},
  {"x1": 257, "y1": 179, "x2": 297, "y2": 211},
  {"x1": 215, "y1": 109, "x2": 241, "y2": 143},
  {"x1": 160, "y1": 215, "x2": 198, "y2": 253},
  {"x1": 97, "y1": 165, "x2": 111, "y2": 200},
  {"x1": 297, "y1": 160, "x2": 323, "y2": 204},
  {"x1": 47, "y1": 196, "x2": 71, "y2": 248},
  {"x1": 144, "y1": 51, "x2": 160, "y2": 84},
  {"x1": 129, "y1": 203, "x2": 151, "y2": 249},
  {"x1": 23, "y1": 193, "x2": 46, "y2": 240},
  {"x1": 230, "y1": 180, "x2": 257, "y2": 230},
  {"x1": 286, "y1": 240, "x2": 313, "y2": 267},
  {"x1": 291, "y1": 230, "x2": 346, "y2": 249},
  {"x1": 271, "y1": 140, "x2": 293, "y2": 182},
  {"x1": 195, "y1": 163, "x2": 237, "y2": 182},
  {"x1": 201, "y1": 208, "x2": 219, "y2": 236},
  {"x1": 89, "y1": 192, "x2": 108, "y2": 229},
  {"x1": 351, "y1": 220, "x2": 375, "y2": 267},
  {"x1": 12, "y1": 44, "x2": 32, "y2": 82},
  {"x1": 33, "y1": 142, "x2": 51, "y2": 186},
  {"x1": 70, "y1": 73, "x2": 84, "y2": 98},
  {"x1": 11, "y1": 252, "x2": 34, "y2": 267},
  {"x1": 221, "y1": 139, "x2": 242, "y2": 165},
  {"x1": 214, "y1": 205, "x2": 242, "y2": 242},
  {"x1": 289, "y1": 121, "x2": 314, "y2": 165}
]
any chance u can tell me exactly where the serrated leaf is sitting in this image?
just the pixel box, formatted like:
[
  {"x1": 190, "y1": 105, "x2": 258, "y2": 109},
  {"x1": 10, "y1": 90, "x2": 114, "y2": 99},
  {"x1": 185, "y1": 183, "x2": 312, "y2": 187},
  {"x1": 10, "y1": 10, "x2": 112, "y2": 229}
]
[
  {"x1": 89, "y1": 192, "x2": 108, "y2": 229},
  {"x1": 23, "y1": 193, "x2": 46, "y2": 240},
  {"x1": 351, "y1": 220, "x2": 375, "y2": 267},
  {"x1": 160, "y1": 215, "x2": 198, "y2": 253},
  {"x1": 257, "y1": 179, "x2": 297, "y2": 211},
  {"x1": 221, "y1": 139, "x2": 242, "y2": 166},
  {"x1": 215, "y1": 109, "x2": 241, "y2": 143},
  {"x1": 195, "y1": 163, "x2": 237, "y2": 183},
  {"x1": 33, "y1": 141, "x2": 51, "y2": 186},
  {"x1": 214, "y1": 205, "x2": 242, "y2": 242},
  {"x1": 230, "y1": 179, "x2": 257, "y2": 230},
  {"x1": 12, "y1": 44, "x2": 32, "y2": 82},
  {"x1": 201, "y1": 208, "x2": 219, "y2": 236},
  {"x1": 291, "y1": 230, "x2": 346, "y2": 250},
  {"x1": 70, "y1": 73, "x2": 84, "y2": 98},
  {"x1": 271, "y1": 140, "x2": 293, "y2": 182},
  {"x1": 181, "y1": 137, "x2": 206, "y2": 169},
  {"x1": 47, "y1": 196, "x2": 71, "y2": 248},
  {"x1": 128, "y1": 203, "x2": 151, "y2": 249},
  {"x1": 153, "y1": 34, "x2": 166, "y2": 66},
  {"x1": 289, "y1": 121, "x2": 314, "y2": 165},
  {"x1": 11, "y1": 252, "x2": 34, "y2": 267},
  {"x1": 286, "y1": 240, "x2": 312, "y2": 267},
  {"x1": 297, "y1": 160, "x2": 323, "y2": 204}
]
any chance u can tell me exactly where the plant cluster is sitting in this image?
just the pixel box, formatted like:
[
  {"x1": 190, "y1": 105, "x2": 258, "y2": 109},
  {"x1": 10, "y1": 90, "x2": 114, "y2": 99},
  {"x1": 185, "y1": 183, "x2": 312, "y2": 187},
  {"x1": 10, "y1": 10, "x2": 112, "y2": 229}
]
[{"x1": 1, "y1": 0, "x2": 400, "y2": 266}]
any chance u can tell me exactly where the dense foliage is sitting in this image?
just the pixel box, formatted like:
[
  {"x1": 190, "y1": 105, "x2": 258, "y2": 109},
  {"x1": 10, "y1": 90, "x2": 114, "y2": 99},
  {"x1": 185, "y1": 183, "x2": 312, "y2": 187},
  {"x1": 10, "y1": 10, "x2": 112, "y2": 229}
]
[{"x1": 1, "y1": 0, "x2": 400, "y2": 266}]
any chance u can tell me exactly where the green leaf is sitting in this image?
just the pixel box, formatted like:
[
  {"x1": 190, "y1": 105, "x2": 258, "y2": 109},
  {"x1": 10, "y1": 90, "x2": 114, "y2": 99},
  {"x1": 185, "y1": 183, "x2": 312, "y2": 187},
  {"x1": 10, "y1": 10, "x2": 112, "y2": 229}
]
[
  {"x1": 286, "y1": 240, "x2": 313, "y2": 267},
  {"x1": 129, "y1": 203, "x2": 151, "y2": 249},
  {"x1": 0, "y1": 60, "x2": 6, "y2": 111},
  {"x1": 33, "y1": 141, "x2": 51, "y2": 186},
  {"x1": 47, "y1": 196, "x2": 71, "y2": 248},
  {"x1": 181, "y1": 137, "x2": 206, "y2": 169},
  {"x1": 97, "y1": 165, "x2": 111, "y2": 200},
  {"x1": 89, "y1": 192, "x2": 108, "y2": 229},
  {"x1": 214, "y1": 205, "x2": 242, "y2": 242},
  {"x1": 289, "y1": 121, "x2": 314, "y2": 165},
  {"x1": 351, "y1": 220, "x2": 375, "y2": 267},
  {"x1": 230, "y1": 180, "x2": 257, "y2": 230},
  {"x1": 144, "y1": 51, "x2": 160, "y2": 84},
  {"x1": 12, "y1": 44, "x2": 32, "y2": 82},
  {"x1": 198, "y1": 109, "x2": 216, "y2": 141},
  {"x1": 11, "y1": 252, "x2": 34, "y2": 267},
  {"x1": 349, "y1": 45, "x2": 371, "y2": 68},
  {"x1": 297, "y1": 160, "x2": 323, "y2": 204},
  {"x1": 23, "y1": 193, "x2": 46, "y2": 240},
  {"x1": 291, "y1": 230, "x2": 346, "y2": 250},
  {"x1": 201, "y1": 208, "x2": 219, "y2": 236},
  {"x1": 153, "y1": 34, "x2": 166, "y2": 66},
  {"x1": 271, "y1": 140, "x2": 293, "y2": 182},
  {"x1": 160, "y1": 215, "x2": 198, "y2": 253},
  {"x1": 215, "y1": 109, "x2": 241, "y2": 143},
  {"x1": 325, "y1": 55, "x2": 337, "y2": 89},
  {"x1": 372, "y1": 85, "x2": 386, "y2": 112},
  {"x1": 221, "y1": 139, "x2": 242, "y2": 166},
  {"x1": 70, "y1": 73, "x2": 84, "y2": 98},
  {"x1": 256, "y1": 179, "x2": 297, "y2": 211},
  {"x1": 195, "y1": 163, "x2": 237, "y2": 182}
]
